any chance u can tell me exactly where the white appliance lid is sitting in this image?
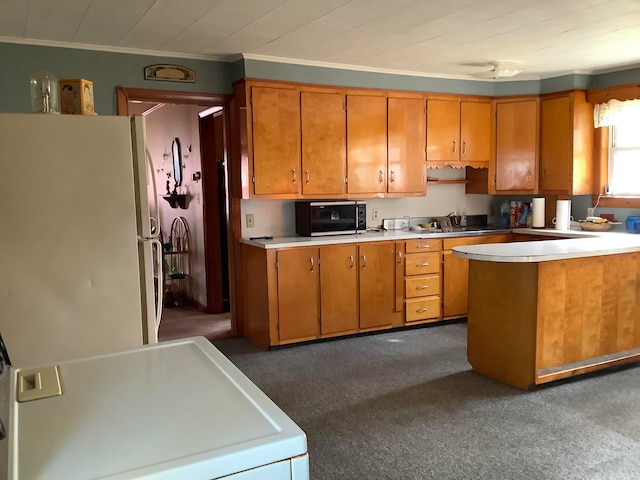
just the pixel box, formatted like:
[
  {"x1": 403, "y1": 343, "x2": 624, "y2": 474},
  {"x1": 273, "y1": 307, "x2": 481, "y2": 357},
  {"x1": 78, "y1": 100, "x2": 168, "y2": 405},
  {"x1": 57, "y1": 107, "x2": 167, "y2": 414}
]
[{"x1": 8, "y1": 337, "x2": 306, "y2": 479}]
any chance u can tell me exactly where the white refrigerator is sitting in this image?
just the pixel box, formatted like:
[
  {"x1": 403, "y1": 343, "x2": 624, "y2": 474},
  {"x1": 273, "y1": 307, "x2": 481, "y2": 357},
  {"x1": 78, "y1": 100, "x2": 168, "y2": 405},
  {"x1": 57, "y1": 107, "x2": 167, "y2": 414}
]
[{"x1": 0, "y1": 113, "x2": 162, "y2": 368}]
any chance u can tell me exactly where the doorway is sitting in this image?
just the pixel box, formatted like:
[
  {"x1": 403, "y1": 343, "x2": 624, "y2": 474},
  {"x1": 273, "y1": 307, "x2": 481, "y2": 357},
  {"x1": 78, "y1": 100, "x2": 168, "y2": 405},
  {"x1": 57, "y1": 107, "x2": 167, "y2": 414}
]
[{"x1": 116, "y1": 87, "x2": 234, "y2": 341}]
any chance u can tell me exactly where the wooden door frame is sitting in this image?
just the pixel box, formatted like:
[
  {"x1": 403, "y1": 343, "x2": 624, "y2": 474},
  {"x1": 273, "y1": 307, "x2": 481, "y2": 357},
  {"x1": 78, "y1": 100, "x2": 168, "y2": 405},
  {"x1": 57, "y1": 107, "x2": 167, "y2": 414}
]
[{"x1": 116, "y1": 87, "x2": 239, "y2": 333}]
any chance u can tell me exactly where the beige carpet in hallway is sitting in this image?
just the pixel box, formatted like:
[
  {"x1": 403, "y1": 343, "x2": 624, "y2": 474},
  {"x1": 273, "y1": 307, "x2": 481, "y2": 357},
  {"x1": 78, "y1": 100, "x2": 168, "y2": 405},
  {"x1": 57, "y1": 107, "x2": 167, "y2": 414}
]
[{"x1": 158, "y1": 307, "x2": 232, "y2": 342}]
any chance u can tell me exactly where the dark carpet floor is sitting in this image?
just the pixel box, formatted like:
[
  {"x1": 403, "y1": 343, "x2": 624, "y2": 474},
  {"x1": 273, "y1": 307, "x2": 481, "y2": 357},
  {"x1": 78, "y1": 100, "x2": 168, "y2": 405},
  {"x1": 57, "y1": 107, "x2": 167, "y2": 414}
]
[{"x1": 213, "y1": 323, "x2": 640, "y2": 480}]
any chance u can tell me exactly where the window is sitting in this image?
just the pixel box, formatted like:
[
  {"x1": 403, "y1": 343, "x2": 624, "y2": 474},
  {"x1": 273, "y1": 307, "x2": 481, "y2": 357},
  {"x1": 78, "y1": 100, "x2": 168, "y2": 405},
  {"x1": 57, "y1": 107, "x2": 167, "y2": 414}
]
[{"x1": 609, "y1": 103, "x2": 640, "y2": 196}]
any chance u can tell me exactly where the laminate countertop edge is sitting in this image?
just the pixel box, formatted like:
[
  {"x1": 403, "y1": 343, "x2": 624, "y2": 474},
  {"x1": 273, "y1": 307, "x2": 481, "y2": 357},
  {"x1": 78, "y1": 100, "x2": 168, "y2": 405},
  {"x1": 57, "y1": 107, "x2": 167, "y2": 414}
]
[
  {"x1": 454, "y1": 229, "x2": 640, "y2": 262},
  {"x1": 240, "y1": 228, "x2": 512, "y2": 249}
]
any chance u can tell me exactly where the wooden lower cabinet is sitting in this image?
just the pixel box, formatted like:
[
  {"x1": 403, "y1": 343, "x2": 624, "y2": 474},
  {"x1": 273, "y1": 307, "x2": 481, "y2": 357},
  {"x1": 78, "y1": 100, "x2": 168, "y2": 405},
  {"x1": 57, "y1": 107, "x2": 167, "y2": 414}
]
[
  {"x1": 276, "y1": 247, "x2": 320, "y2": 341},
  {"x1": 319, "y1": 244, "x2": 358, "y2": 335},
  {"x1": 403, "y1": 239, "x2": 442, "y2": 323},
  {"x1": 442, "y1": 234, "x2": 511, "y2": 319},
  {"x1": 358, "y1": 241, "x2": 396, "y2": 329}
]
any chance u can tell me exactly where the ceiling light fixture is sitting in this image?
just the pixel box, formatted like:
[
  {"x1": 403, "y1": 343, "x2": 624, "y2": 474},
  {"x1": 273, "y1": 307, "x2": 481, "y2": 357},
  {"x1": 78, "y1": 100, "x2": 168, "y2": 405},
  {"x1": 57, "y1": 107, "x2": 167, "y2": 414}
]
[{"x1": 471, "y1": 63, "x2": 523, "y2": 80}]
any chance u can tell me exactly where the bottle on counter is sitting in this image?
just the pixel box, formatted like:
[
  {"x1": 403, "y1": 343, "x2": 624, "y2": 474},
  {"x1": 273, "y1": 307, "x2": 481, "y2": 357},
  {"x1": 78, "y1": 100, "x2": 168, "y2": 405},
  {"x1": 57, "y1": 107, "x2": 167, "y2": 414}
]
[
  {"x1": 500, "y1": 201, "x2": 510, "y2": 227},
  {"x1": 460, "y1": 209, "x2": 467, "y2": 227},
  {"x1": 509, "y1": 201, "x2": 517, "y2": 228}
]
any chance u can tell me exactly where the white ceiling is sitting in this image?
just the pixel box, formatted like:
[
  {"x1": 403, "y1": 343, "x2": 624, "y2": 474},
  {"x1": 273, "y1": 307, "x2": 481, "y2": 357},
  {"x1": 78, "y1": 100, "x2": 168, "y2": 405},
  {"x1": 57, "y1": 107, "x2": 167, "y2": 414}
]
[{"x1": 2, "y1": 0, "x2": 640, "y2": 80}]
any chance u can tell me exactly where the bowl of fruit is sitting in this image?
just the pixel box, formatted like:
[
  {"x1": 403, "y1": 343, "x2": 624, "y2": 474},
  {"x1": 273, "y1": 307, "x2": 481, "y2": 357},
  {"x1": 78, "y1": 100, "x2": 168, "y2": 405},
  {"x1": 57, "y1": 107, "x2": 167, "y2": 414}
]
[{"x1": 578, "y1": 217, "x2": 617, "y2": 232}]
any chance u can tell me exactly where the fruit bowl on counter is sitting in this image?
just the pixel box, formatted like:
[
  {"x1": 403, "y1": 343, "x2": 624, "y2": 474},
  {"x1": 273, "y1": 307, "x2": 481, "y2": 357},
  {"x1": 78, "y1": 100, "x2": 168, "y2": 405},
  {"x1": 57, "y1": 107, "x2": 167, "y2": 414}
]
[{"x1": 578, "y1": 217, "x2": 620, "y2": 232}]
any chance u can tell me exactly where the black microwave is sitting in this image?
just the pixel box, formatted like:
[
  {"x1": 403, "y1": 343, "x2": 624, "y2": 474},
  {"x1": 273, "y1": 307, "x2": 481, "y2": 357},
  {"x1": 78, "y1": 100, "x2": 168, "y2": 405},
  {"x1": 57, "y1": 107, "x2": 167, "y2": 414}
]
[{"x1": 295, "y1": 200, "x2": 367, "y2": 236}]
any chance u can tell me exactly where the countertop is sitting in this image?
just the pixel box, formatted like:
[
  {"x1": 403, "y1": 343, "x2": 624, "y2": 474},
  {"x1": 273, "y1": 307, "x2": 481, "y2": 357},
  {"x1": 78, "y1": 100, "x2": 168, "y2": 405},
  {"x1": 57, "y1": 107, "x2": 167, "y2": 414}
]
[
  {"x1": 240, "y1": 226, "x2": 511, "y2": 249},
  {"x1": 454, "y1": 228, "x2": 640, "y2": 262}
]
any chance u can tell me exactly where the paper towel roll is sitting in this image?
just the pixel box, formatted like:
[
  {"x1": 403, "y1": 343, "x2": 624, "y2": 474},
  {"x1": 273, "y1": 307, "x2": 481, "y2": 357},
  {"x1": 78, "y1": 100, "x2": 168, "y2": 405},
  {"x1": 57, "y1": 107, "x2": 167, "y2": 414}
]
[
  {"x1": 554, "y1": 200, "x2": 571, "y2": 230},
  {"x1": 532, "y1": 197, "x2": 545, "y2": 228}
]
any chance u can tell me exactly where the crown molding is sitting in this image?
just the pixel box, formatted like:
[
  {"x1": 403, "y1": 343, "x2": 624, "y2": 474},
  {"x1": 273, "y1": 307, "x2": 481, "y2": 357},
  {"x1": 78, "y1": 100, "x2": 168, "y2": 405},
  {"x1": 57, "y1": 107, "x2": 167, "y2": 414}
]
[{"x1": 0, "y1": 36, "x2": 234, "y2": 62}]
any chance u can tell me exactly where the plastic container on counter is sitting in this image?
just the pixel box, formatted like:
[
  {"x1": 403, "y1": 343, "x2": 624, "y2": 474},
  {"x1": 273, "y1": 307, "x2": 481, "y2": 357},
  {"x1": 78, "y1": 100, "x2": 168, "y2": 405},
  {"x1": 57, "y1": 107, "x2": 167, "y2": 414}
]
[{"x1": 625, "y1": 216, "x2": 640, "y2": 233}]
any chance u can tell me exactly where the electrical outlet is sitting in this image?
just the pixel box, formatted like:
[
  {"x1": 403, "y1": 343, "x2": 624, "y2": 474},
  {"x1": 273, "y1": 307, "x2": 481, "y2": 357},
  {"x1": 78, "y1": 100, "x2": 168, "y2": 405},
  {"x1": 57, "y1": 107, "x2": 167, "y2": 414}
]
[
  {"x1": 587, "y1": 207, "x2": 595, "y2": 217},
  {"x1": 372, "y1": 208, "x2": 379, "y2": 221},
  {"x1": 246, "y1": 214, "x2": 255, "y2": 228}
]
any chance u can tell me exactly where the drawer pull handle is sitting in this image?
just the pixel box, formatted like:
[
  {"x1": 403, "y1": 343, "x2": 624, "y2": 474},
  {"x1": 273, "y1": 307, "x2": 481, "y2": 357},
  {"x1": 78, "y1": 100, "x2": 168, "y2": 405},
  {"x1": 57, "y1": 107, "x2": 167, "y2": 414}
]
[
  {"x1": 417, "y1": 262, "x2": 430, "y2": 267},
  {"x1": 416, "y1": 285, "x2": 429, "y2": 290},
  {"x1": 349, "y1": 255, "x2": 354, "y2": 268},
  {"x1": 417, "y1": 307, "x2": 430, "y2": 313},
  {"x1": 397, "y1": 250, "x2": 403, "y2": 265},
  {"x1": 417, "y1": 244, "x2": 430, "y2": 249}
]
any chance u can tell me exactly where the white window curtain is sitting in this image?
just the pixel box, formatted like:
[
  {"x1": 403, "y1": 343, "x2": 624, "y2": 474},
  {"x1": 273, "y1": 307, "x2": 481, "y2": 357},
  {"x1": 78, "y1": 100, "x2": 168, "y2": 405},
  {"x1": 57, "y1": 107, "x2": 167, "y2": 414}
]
[{"x1": 594, "y1": 98, "x2": 640, "y2": 127}]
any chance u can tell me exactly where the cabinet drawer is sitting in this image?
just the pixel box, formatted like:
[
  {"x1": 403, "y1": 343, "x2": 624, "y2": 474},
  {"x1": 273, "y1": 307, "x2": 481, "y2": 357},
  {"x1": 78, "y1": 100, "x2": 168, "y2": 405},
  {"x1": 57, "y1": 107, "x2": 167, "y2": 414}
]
[
  {"x1": 405, "y1": 252, "x2": 440, "y2": 275},
  {"x1": 405, "y1": 296, "x2": 441, "y2": 321},
  {"x1": 405, "y1": 275, "x2": 440, "y2": 298},
  {"x1": 443, "y1": 233, "x2": 511, "y2": 250},
  {"x1": 406, "y1": 238, "x2": 441, "y2": 253}
]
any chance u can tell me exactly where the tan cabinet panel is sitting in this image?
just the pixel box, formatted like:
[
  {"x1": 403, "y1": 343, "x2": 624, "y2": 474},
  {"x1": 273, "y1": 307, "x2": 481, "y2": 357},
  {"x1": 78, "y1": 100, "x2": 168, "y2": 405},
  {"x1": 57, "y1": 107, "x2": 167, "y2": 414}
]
[
  {"x1": 405, "y1": 275, "x2": 441, "y2": 298},
  {"x1": 276, "y1": 248, "x2": 319, "y2": 341},
  {"x1": 319, "y1": 244, "x2": 358, "y2": 335},
  {"x1": 388, "y1": 97, "x2": 426, "y2": 194},
  {"x1": 539, "y1": 90, "x2": 593, "y2": 195},
  {"x1": 426, "y1": 99, "x2": 459, "y2": 163},
  {"x1": 460, "y1": 101, "x2": 491, "y2": 164},
  {"x1": 301, "y1": 92, "x2": 346, "y2": 195},
  {"x1": 358, "y1": 241, "x2": 395, "y2": 329},
  {"x1": 404, "y1": 252, "x2": 440, "y2": 275},
  {"x1": 442, "y1": 250, "x2": 469, "y2": 318},
  {"x1": 251, "y1": 86, "x2": 301, "y2": 195},
  {"x1": 405, "y1": 296, "x2": 441, "y2": 322},
  {"x1": 346, "y1": 95, "x2": 387, "y2": 194},
  {"x1": 495, "y1": 99, "x2": 538, "y2": 192}
]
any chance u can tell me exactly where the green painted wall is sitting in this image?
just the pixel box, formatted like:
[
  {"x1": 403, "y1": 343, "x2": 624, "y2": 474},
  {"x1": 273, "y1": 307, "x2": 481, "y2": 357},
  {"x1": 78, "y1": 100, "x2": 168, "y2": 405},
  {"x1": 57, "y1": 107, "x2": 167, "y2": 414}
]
[
  {"x1": 2, "y1": 41, "x2": 640, "y2": 116},
  {"x1": 0, "y1": 42, "x2": 240, "y2": 114}
]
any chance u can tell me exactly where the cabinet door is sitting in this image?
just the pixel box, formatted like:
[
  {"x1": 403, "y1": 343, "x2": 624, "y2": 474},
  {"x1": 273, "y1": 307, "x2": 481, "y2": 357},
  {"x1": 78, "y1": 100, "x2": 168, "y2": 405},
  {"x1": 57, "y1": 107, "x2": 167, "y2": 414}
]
[
  {"x1": 442, "y1": 250, "x2": 469, "y2": 318},
  {"x1": 460, "y1": 101, "x2": 491, "y2": 164},
  {"x1": 388, "y1": 97, "x2": 426, "y2": 194},
  {"x1": 346, "y1": 95, "x2": 388, "y2": 194},
  {"x1": 251, "y1": 86, "x2": 300, "y2": 195},
  {"x1": 495, "y1": 100, "x2": 538, "y2": 191},
  {"x1": 540, "y1": 96, "x2": 572, "y2": 192},
  {"x1": 301, "y1": 92, "x2": 346, "y2": 195},
  {"x1": 358, "y1": 242, "x2": 395, "y2": 329},
  {"x1": 320, "y1": 244, "x2": 358, "y2": 335},
  {"x1": 276, "y1": 248, "x2": 319, "y2": 341},
  {"x1": 426, "y1": 99, "x2": 460, "y2": 163}
]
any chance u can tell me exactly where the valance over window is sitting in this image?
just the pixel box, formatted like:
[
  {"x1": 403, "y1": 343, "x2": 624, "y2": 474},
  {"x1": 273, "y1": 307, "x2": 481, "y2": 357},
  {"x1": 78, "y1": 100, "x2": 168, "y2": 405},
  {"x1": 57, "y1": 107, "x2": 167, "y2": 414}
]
[{"x1": 594, "y1": 98, "x2": 640, "y2": 127}]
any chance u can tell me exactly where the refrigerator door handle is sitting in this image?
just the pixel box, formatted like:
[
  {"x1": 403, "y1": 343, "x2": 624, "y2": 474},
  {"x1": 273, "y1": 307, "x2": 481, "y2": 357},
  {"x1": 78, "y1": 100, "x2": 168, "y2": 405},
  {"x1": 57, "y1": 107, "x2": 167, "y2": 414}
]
[
  {"x1": 146, "y1": 146, "x2": 161, "y2": 239},
  {"x1": 151, "y1": 238, "x2": 164, "y2": 333}
]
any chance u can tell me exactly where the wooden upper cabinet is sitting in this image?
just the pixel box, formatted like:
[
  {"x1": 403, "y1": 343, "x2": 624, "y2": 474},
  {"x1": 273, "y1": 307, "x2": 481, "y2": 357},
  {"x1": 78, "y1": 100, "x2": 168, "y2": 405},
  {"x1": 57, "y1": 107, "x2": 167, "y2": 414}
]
[
  {"x1": 388, "y1": 97, "x2": 426, "y2": 195},
  {"x1": 250, "y1": 86, "x2": 301, "y2": 196},
  {"x1": 426, "y1": 99, "x2": 460, "y2": 163},
  {"x1": 494, "y1": 98, "x2": 539, "y2": 192},
  {"x1": 461, "y1": 101, "x2": 491, "y2": 165},
  {"x1": 347, "y1": 95, "x2": 388, "y2": 194},
  {"x1": 539, "y1": 90, "x2": 594, "y2": 195},
  {"x1": 426, "y1": 98, "x2": 491, "y2": 167},
  {"x1": 301, "y1": 92, "x2": 346, "y2": 196}
]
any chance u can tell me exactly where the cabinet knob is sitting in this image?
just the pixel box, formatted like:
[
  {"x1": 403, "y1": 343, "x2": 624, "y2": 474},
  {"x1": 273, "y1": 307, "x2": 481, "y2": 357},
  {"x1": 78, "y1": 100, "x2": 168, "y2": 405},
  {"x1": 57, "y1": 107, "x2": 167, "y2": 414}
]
[
  {"x1": 397, "y1": 251, "x2": 403, "y2": 265},
  {"x1": 416, "y1": 285, "x2": 429, "y2": 290},
  {"x1": 349, "y1": 255, "x2": 354, "y2": 268},
  {"x1": 390, "y1": 170, "x2": 395, "y2": 183},
  {"x1": 292, "y1": 168, "x2": 297, "y2": 183},
  {"x1": 417, "y1": 307, "x2": 430, "y2": 313},
  {"x1": 305, "y1": 169, "x2": 310, "y2": 184},
  {"x1": 310, "y1": 257, "x2": 314, "y2": 272},
  {"x1": 362, "y1": 254, "x2": 367, "y2": 269},
  {"x1": 462, "y1": 141, "x2": 467, "y2": 154},
  {"x1": 452, "y1": 140, "x2": 457, "y2": 153},
  {"x1": 379, "y1": 170, "x2": 384, "y2": 183}
]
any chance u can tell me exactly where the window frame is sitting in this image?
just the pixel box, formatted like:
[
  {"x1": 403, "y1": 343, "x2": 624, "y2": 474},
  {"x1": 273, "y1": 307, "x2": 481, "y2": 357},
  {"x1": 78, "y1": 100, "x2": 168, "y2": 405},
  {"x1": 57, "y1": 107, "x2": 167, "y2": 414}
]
[{"x1": 588, "y1": 83, "x2": 640, "y2": 208}]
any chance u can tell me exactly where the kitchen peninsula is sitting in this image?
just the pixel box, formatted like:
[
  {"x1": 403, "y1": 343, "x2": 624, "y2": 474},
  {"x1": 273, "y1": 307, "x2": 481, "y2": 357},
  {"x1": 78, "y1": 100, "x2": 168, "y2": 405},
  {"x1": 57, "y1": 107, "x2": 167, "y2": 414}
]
[{"x1": 454, "y1": 231, "x2": 640, "y2": 390}]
